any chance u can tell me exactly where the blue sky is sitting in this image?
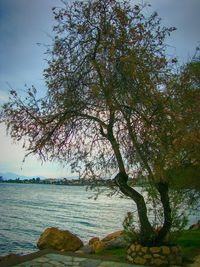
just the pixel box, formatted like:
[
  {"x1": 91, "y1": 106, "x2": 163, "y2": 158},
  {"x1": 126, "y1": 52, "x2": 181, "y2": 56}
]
[{"x1": 0, "y1": 0, "x2": 199, "y2": 178}]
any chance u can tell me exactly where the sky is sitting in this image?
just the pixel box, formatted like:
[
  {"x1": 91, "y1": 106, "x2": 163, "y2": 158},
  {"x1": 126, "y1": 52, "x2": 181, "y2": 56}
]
[{"x1": 0, "y1": 0, "x2": 199, "y2": 178}]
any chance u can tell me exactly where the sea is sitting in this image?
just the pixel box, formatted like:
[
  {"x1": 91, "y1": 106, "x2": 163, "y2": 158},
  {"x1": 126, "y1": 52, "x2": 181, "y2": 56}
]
[
  {"x1": 0, "y1": 183, "x2": 133, "y2": 256},
  {"x1": 0, "y1": 183, "x2": 199, "y2": 256}
]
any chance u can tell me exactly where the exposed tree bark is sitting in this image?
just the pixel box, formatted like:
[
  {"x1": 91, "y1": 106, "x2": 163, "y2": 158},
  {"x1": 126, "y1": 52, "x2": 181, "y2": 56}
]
[
  {"x1": 104, "y1": 125, "x2": 155, "y2": 245},
  {"x1": 114, "y1": 172, "x2": 156, "y2": 245},
  {"x1": 155, "y1": 181, "x2": 172, "y2": 245}
]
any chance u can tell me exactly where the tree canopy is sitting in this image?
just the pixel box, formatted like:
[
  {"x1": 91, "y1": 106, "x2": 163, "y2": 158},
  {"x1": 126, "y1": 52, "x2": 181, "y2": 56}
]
[{"x1": 1, "y1": 0, "x2": 199, "y2": 246}]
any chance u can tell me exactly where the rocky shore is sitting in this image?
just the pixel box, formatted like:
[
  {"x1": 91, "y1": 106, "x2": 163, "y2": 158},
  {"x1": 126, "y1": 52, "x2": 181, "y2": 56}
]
[
  {"x1": 1, "y1": 222, "x2": 200, "y2": 266},
  {"x1": 36, "y1": 227, "x2": 127, "y2": 255},
  {"x1": 0, "y1": 228, "x2": 127, "y2": 267}
]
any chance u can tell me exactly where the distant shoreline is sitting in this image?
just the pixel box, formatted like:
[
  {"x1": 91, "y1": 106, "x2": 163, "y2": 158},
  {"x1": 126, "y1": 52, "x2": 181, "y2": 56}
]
[
  {"x1": 0, "y1": 176, "x2": 141, "y2": 187},
  {"x1": 0, "y1": 178, "x2": 116, "y2": 187}
]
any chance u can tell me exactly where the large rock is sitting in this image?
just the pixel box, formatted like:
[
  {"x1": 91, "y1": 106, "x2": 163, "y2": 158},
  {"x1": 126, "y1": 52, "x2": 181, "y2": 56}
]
[
  {"x1": 89, "y1": 237, "x2": 100, "y2": 245},
  {"x1": 189, "y1": 220, "x2": 200, "y2": 230},
  {"x1": 91, "y1": 240, "x2": 107, "y2": 253},
  {"x1": 104, "y1": 235, "x2": 127, "y2": 249},
  {"x1": 102, "y1": 230, "x2": 124, "y2": 242},
  {"x1": 37, "y1": 227, "x2": 83, "y2": 252},
  {"x1": 90, "y1": 230, "x2": 128, "y2": 253}
]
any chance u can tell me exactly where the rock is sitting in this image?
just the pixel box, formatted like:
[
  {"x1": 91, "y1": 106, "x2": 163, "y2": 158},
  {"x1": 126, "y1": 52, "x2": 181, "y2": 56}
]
[
  {"x1": 134, "y1": 256, "x2": 146, "y2": 265},
  {"x1": 105, "y1": 236, "x2": 128, "y2": 249},
  {"x1": 75, "y1": 250, "x2": 84, "y2": 255},
  {"x1": 88, "y1": 230, "x2": 127, "y2": 254},
  {"x1": 162, "y1": 246, "x2": 170, "y2": 255},
  {"x1": 101, "y1": 230, "x2": 124, "y2": 242},
  {"x1": 188, "y1": 255, "x2": 200, "y2": 267},
  {"x1": 127, "y1": 243, "x2": 182, "y2": 266},
  {"x1": 189, "y1": 220, "x2": 200, "y2": 230},
  {"x1": 91, "y1": 240, "x2": 107, "y2": 253},
  {"x1": 89, "y1": 237, "x2": 100, "y2": 245},
  {"x1": 0, "y1": 253, "x2": 21, "y2": 264},
  {"x1": 76, "y1": 244, "x2": 94, "y2": 254},
  {"x1": 37, "y1": 227, "x2": 83, "y2": 252},
  {"x1": 150, "y1": 247, "x2": 161, "y2": 253}
]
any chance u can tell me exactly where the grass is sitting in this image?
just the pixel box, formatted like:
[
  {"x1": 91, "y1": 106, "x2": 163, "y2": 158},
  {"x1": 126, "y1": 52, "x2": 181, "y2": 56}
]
[
  {"x1": 95, "y1": 247, "x2": 127, "y2": 262},
  {"x1": 177, "y1": 229, "x2": 200, "y2": 263},
  {"x1": 95, "y1": 229, "x2": 200, "y2": 264}
]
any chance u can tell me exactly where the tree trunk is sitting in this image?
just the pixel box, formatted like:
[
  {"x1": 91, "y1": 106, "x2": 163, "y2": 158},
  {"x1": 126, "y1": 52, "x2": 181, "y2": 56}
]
[
  {"x1": 155, "y1": 181, "x2": 172, "y2": 245},
  {"x1": 105, "y1": 122, "x2": 171, "y2": 246},
  {"x1": 115, "y1": 172, "x2": 155, "y2": 246}
]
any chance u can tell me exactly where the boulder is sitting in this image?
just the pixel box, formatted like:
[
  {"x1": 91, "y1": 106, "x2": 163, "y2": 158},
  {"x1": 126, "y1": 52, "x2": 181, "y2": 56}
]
[
  {"x1": 37, "y1": 227, "x2": 83, "y2": 252},
  {"x1": 101, "y1": 230, "x2": 124, "y2": 242},
  {"x1": 91, "y1": 240, "x2": 107, "y2": 253},
  {"x1": 75, "y1": 244, "x2": 94, "y2": 254},
  {"x1": 90, "y1": 231, "x2": 127, "y2": 253},
  {"x1": 104, "y1": 235, "x2": 128, "y2": 249},
  {"x1": 189, "y1": 220, "x2": 200, "y2": 230},
  {"x1": 89, "y1": 237, "x2": 100, "y2": 245}
]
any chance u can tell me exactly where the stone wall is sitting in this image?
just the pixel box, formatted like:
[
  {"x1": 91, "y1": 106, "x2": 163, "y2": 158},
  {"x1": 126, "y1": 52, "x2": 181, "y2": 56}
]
[{"x1": 127, "y1": 243, "x2": 182, "y2": 266}]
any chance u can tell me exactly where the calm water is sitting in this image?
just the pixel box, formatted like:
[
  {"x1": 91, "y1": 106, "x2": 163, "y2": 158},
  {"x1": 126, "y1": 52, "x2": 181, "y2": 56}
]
[
  {"x1": 0, "y1": 183, "x2": 199, "y2": 256},
  {"x1": 0, "y1": 183, "x2": 134, "y2": 256}
]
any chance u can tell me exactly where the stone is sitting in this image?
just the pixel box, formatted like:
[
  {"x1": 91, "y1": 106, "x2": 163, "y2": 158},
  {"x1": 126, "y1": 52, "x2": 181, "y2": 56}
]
[
  {"x1": 33, "y1": 257, "x2": 49, "y2": 263},
  {"x1": 91, "y1": 240, "x2": 107, "y2": 253},
  {"x1": 127, "y1": 255, "x2": 133, "y2": 262},
  {"x1": 135, "y1": 244, "x2": 141, "y2": 251},
  {"x1": 75, "y1": 249, "x2": 85, "y2": 255},
  {"x1": 82, "y1": 258, "x2": 101, "y2": 267},
  {"x1": 0, "y1": 253, "x2": 22, "y2": 264},
  {"x1": 134, "y1": 256, "x2": 146, "y2": 265},
  {"x1": 101, "y1": 230, "x2": 124, "y2": 242},
  {"x1": 131, "y1": 252, "x2": 136, "y2": 257},
  {"x1": 144, "y1": 254, "x2": 152, "y2": 260},
  {"x1": 150, "y1": 247, "x2": 161, "y2": 253},
  {"x1": 127, "y1": 248, "x2": 132, "y2": 254},
  {"x1": 189, "y1": 220, "x2": 200, "y2": 230},
  {"x1": 129, "y1": 244, "x2": 135, "y2": 251},
  {"x1": 37, "y1": 227, "x2": 83, "y2": 252},
  {"x1": 89, "y1": 237, "x2": 100, "y2": 245},
  {"x1": 76, "y1": 244, "x2": 94, "y2": 254},
  {"x1": 151, "y1": 258, "x2": 163, "y2": 266},
  {"x1": 45, "y1": 253, "x2": 73, "y2": 262},
  {"x1": 162, "y1": 246, "x2": 170, "y2": 255},
  {"x1": 141, "y1": 246, "x2": 148, "y2": 253},
  {"x1": 171, "y1": 246, "x2": 180, "y2": 254},
  {"x1": 104, "y1": 236, "x2": 127, "y2": 249}
]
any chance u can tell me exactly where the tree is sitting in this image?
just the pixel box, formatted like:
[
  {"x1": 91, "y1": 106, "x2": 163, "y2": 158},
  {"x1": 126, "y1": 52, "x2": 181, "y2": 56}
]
[{"x1": 1, "y1": 0, "x2": 199, "y2": 246}]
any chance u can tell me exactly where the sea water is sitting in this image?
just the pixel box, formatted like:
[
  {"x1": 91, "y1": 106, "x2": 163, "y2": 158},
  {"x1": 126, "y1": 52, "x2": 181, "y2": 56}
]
[
  {"x1": 0, "y1": 183, "x2": 199, "y2": 256},
  {"x1": 0, "y1": 183, "x2": 134, "y2": 256}
]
